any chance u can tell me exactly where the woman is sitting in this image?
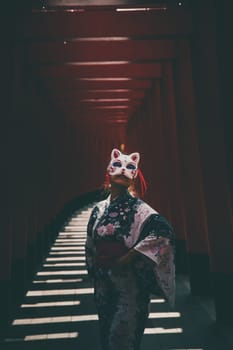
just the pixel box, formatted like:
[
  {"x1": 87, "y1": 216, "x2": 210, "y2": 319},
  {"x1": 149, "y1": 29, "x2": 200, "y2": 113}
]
[{"x1": 85, "y1": 148, "x2": 175, "y2": 350}]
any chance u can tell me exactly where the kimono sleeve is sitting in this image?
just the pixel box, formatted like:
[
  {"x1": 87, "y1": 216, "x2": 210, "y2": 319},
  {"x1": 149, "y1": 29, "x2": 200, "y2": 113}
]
[
  {"x1": 134, "y1": 213, "x2": 175, "y2": 265},
  {"x1": 134, "y1": 214, "x2": 176, "y2": 307},
  {"x1": 85, "y1": 206, "x2": 98, "y2": 278}
]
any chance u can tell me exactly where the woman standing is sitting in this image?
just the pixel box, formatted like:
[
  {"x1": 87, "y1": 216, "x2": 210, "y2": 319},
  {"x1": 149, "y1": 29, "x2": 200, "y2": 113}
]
[{"x1": 85, "y1": 148, "x2": 175, "y2": 350}]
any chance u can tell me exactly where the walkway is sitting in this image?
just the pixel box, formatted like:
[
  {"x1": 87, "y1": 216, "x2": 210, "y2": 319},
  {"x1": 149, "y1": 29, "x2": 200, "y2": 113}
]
[{"x1": 2, "y1": 204, "x2": 233, "y2": 350}]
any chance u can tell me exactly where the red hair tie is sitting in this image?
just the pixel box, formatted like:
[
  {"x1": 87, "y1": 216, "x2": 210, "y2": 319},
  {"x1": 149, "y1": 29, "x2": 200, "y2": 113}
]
[
  {"x1": 105, "y1": 172, "x2": 111, "y2": 189},
  {"x1": 137, "y1": 168, "x2": 147, "y2": 197}
]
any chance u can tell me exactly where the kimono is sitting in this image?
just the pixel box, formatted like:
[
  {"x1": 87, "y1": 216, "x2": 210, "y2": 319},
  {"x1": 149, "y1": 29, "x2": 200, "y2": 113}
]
[{"x1": 85, "y1": 190, "x2": 175, "y2": 350}]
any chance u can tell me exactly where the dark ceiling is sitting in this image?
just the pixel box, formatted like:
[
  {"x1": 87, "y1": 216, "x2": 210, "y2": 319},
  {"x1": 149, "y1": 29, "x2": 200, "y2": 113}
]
[{"x1": 23, "y1": 0, "x2": 192, "y2": 126}]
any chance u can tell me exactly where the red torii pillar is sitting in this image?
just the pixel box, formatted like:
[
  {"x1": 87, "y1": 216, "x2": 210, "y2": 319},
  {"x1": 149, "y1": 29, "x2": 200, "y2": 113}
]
[
  {"x1": 0, "y1": 188, "x2": 12, "y2": 335},
  {"x1": 146, "y1": 82, "x2": 167, "y2": 215},
  {"x1": 191, "y1": 2, "x2": 233, "y2": 323},
  {"x1": 174, "y1": 39, "x2": 212, "y2": 295},
  {"x1": 159, "y1": 63, "x2": 188, "y2": 273},
  {"x1": 127, "y1": 76, "x2": 188, "y2": 273}
]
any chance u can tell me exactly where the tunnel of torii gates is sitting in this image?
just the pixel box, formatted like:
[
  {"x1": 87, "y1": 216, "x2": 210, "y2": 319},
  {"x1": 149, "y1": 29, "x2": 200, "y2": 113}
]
[{"x1": 1, "y1": 0, "x2": 232, "y2": 337}]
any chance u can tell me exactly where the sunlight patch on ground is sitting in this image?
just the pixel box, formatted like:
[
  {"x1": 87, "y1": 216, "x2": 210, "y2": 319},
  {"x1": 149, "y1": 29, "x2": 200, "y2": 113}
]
[
  {"x1": 58, "y1": 232, "x2": 86, "y2": 236},
  {"x1": 64, "y1": 226, "x2": 87, "y2": 231},
  {"x1": 26, "y1": 287, "x2": 94, "y2": 296},
  {"x1": 150, "y1": 298, "x2": 165, "y2": 303},
  {"x1": 49, "y1": 251, "x2": 85, "y2": 255},
  {"x1": 43, "y1": 262, "x2": 86, "y2": 267},
  {"x1": 144, "y1": 327, "x2": 183, "y2": 334},
  {"x1": 33, "y1": 278, "x2": 83, "y2": 283},
  {"x1": 23, "y1": 332, "x2": 79, "y2": 341},
  {"x1": 13, "y1": 314, "x2": 98, "y2": 325},
  {"x1": 51, "y1": 246, "x2": 85, "y2": 251},
  {"x1": 55, "y1": 239, "x2": 86, "y2": 242},
  {"x1": 46, "y1": 257, "x2": 85, "y2": 261},
  {"x1": 36, "y1": 270, "x2": 87, "y2": 276},
  {"x1": 21, "y1": 300, "x2": 81, "y2": 308},
  {"x1": 149, "y1": 312, "x2": 181, "y2": 318},
  {"x1": 54, "y1": 242, "x2": 85, "y2": 245}
]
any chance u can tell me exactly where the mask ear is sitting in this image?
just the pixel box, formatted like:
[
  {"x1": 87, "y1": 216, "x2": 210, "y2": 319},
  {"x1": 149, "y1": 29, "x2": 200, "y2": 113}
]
[
  {"x1": 111, "y1": 148, "x2": 121, "y2": 159},
  {"x1": 129, "y1": 152, "x2": 140, "y2": 165}
]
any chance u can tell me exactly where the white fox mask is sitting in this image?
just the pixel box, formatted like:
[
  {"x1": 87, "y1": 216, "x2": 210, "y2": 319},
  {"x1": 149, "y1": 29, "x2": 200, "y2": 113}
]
[{"x1": 107, "y1": 148, "x2": 140, "y2": 180}]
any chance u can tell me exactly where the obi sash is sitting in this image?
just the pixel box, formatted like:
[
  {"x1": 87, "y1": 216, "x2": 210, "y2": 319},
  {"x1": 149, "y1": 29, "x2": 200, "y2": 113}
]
[{"x1": 95, "y1": 240, "x2": 129, "y2": 269}]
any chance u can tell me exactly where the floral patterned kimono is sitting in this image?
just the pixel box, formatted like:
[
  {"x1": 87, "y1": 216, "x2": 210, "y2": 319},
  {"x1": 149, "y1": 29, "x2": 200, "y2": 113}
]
[{"x1": 85, "y1": 190, "x2": 175, "y2": 350}]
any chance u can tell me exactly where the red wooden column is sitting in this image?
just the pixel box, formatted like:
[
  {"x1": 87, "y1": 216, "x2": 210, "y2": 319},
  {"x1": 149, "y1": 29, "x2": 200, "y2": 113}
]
[
  {"x1": 147, "y1": 81, "x2": 171, "y2": 216},
  {"x1": 127, "y1": 82, "x2": 173, "y2": 220},
  {"x1": 6, "y1": 122, "x2": 32, "y2": 313},
  {"x1": 140, "y1": 101, "x2": 157, "y2": 209},
  {"x1": 215, "y1": 2, "x2": 233, "y2": 206},
  {"x1": 159, "y1": 63, "x2": 188, "y2": 273},
  {"x1": 174, "y1": 39, "x2": 211, "y2": 295},
  {"x1": 1, "y1": 42, "x2": 14, "y2": 330},
  {"x1": 191, "y1": 2, "x2": 233, "y2": 323},
  {"x1": 0, "y1": 6, "x2": 26, "y2": 334},
  {"x1": 126, "y1": 110, "x2": 139, "y2": 154},
  {"x1": 0, "y1": 167, "x2": 12, "y2": 335},
  {"x1": 126, "y1": 77, "x2": 188, "y2": 273}
]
